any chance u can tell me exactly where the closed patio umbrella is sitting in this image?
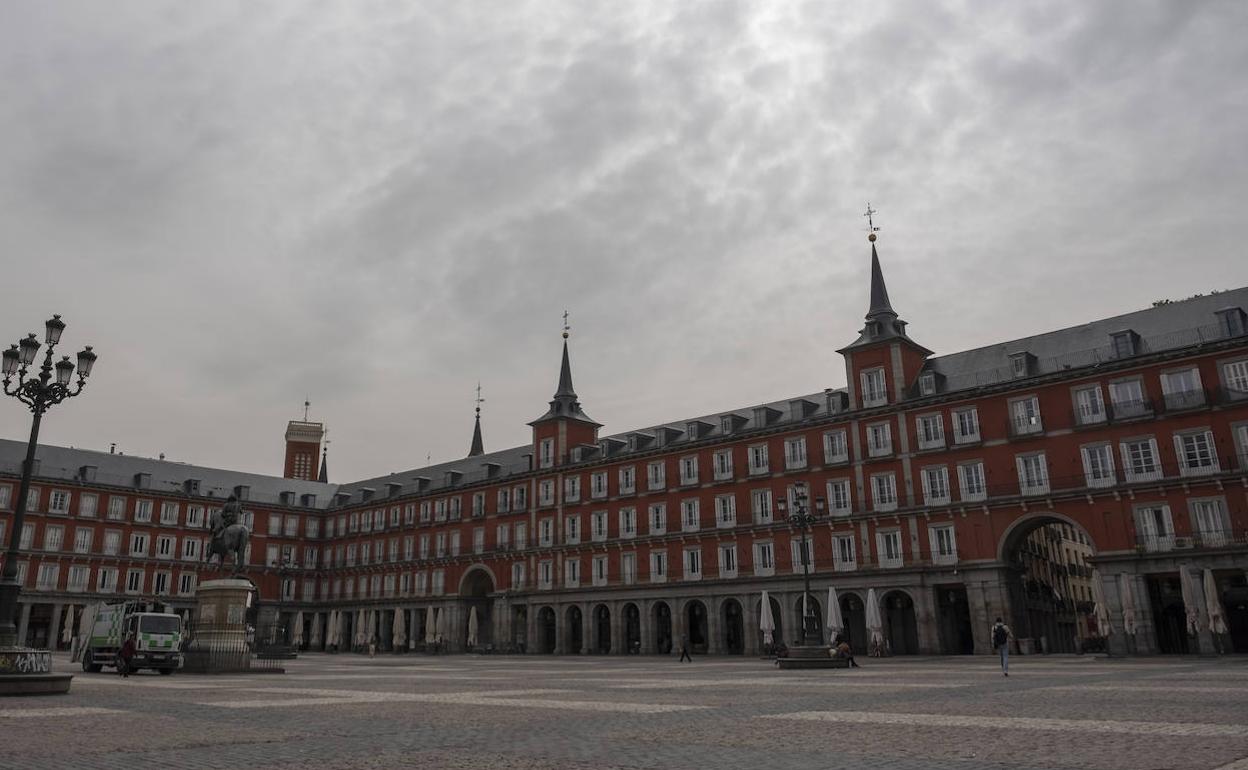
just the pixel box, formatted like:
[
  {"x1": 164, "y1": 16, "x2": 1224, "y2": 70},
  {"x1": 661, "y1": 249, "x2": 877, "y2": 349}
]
[
  {"x1": 865, "y1": 588, "x2": 884, "y2": 650},
  {"x1": 354, "y1": 609, "x2": 365, "y2": 648},
  {"x1": 310, "y1": 613, "x2": 322, "y2": 648},
  {"x1": 1118, "y1": 575, "x2": 1138, "y2": 636},
  {"x1": 826, "y1": 587, "x2": 843, "y2": 640},
  {"x1": 467, "y1": 607, "x2": 479, "y2": 648},
  {"x1": 392, "y1": 608, "x2": 406, "y2": 650},
  {"x1": 292, "y1": 611, "x2": 304, "y2": 647},
  {"x1": 1179, "y1": 566, "x2": 1201, "y2": 636},
  {"x1": 436, "y1": 607, "x2": 447, "y2": 644},
  {"x1": 759, "y1": 591, "x2": 775, "y2": 647},
  {"x1": 1204, "y1": 569, "x2": 1228, "y2": 636},
  {"x1": 1090, "y1": 571, "x2": 1111, "y2": 638},
  {"x1": 60, "y1": 605, "x2": 75, "y2": 646},
  {"x1": 425, "y1": 607, "x2": 437, "y2": 646}
]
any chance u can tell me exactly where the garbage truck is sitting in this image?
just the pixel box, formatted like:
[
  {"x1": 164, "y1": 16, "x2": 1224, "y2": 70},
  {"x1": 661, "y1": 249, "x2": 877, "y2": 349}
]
[{"x1": 75, "y1": 602, "x2": 184, "y2": 675}]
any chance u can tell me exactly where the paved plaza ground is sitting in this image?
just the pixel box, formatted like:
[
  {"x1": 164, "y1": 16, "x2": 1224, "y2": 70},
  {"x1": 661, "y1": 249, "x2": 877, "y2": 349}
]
[{"x1": 0, "y1": 652, "x2": 1246, "y2": 770}]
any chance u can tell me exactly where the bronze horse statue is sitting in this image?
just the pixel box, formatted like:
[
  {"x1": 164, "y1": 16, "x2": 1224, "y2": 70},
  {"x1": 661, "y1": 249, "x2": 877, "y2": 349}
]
[{"x1": 205, "y1": 496, "x2": 250, "y2": 575}]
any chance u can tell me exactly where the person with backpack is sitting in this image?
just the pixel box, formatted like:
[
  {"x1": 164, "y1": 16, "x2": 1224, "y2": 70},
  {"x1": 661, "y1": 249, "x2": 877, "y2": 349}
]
[{"x1": 991, "y1": 617, "x2": 1013, "y2": 676}]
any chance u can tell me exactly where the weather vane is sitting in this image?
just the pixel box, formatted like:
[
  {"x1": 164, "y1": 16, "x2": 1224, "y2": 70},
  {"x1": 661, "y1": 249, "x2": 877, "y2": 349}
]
[
  {"x1": 864, "y1": 202, "x2": 880, "y2": 242},
  {"x1": 562, "y1": 310, "x2": 570, "y2": 339},
  {"x1": 303, "y1": 397, "x2": 310, "y2": 422},
  {"x1": 475, "y1": 382, "x2": 485, "y2": 417}
]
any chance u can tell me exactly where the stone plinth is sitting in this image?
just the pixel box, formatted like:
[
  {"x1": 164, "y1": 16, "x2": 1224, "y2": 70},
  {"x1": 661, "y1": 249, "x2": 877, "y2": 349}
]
[
  {"x1": 187, "y1": 578, "x2": 255, "y2": 673},
  {"x1": 0, "y1": 647, "x2": 72, "y2": 695}
]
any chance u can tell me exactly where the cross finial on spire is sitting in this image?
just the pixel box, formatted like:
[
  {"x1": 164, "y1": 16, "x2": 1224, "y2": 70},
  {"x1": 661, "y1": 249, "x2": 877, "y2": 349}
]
[
  {"x1": 562, "y1": 310, "x2": 570, "y2": 339},
  {"x1": 475, "y1": 382, "x2": 484, "y2": 416},
  {"x1": 864, "y1": 202, "x2": 880, "y2": 242}
]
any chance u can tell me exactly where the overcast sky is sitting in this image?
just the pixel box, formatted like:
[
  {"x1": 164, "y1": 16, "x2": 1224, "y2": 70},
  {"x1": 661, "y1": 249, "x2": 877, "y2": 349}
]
[{"x1": 1, "y1": 1, "x2": 1245, "y2": 483}]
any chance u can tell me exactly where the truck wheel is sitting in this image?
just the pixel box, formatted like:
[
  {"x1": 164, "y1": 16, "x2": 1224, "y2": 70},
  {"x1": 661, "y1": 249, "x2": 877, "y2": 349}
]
[
  {"x1": 82, "y1": 651, "x2": 103, "y2": 673},
  {"x1": 158, "y1": 668, "x2": 173, "y2": 676}
]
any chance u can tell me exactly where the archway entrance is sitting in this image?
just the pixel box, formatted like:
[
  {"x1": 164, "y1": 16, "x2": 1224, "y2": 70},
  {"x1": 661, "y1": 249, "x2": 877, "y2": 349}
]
[
  {"x1": 757, "y1": 595, "x2": 784, "y2": 652},
  {"x1": 685, "y1": 600, "x2": 708, "y2": 653},
  {"x1": 935, "y1": 585, "x2": 975, "y2": 654},
  {"x1": 1223, "y1": 572, "x2": 1248, "y2": 654},
  {"x1": 1147, "y1": 575, "x2": 1190, "y2": 654},
  {"x1": 460, "y1": 569, "x2": 495, "y2": 650},
  {"x1": 721, "y1": 599, "x2": 744, "y2": 654},
  {"x1": 794, "y1": 593, "x2": 823, "y2": 645},
  {"x1": 623, "y1": 603, "x2": 641, "y2": 654},
  {"x1": 1002, "y1": 517, "x2": 1099, "y2": 654},
  {"x1": 840, "y1": 593, "x2": 867, "y2": 655},
  {"x1": 512, "y1": 606, "x2": 528, "y2": 653},
  {"x1": 592, "y1": 604, "x2": 611, "y2": 654},
  {"x1": 565, "y1": 606, "x2": 583, "y2": 654},
  {"x1": 653, "y1": 602, "x2": 673, "y2": 654},
  {"x1": 882, "y1": 591, "x2": 919, "y2": 655},
  {"x1": 537, "y1": 607, "x2": 557, "y2": 654}
]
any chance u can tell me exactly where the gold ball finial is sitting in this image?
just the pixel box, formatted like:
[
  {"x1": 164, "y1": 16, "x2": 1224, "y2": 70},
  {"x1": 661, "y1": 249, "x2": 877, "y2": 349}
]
[
  {"x1": 868, "y1": 233, "x2": 877, "y2": 242},
  {"x1": 562, "y1": 331, "x2": 569, "y2": 339}
]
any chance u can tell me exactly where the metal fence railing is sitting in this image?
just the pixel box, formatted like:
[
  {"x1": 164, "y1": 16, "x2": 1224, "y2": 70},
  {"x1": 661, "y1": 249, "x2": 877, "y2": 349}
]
[{"x1": 180, "y1": 620, "x2": 286, "y2": 674}]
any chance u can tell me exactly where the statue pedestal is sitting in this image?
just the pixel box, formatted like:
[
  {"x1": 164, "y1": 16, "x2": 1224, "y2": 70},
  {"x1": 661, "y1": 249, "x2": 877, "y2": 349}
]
[
  {"x1": 186, "y1": 579, "x2": 255, "y2": 673},
  {"x1": 0, "y1": 648, "x2": 72, "y2": 695}
]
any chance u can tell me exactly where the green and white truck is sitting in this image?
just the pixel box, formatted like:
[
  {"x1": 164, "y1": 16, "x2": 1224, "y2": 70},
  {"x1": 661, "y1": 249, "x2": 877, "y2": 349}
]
[{"x1": 75, "y1": 602, "x2": 184, "y2": 675}]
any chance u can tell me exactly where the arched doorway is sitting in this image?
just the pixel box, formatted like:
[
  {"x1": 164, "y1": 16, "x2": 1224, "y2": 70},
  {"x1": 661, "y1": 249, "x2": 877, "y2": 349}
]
[
  {"x1": 623, "y1": 603, "x2": 641, "y2": 654},
  {"x1": 592, "y1": 604, "x2": 611, "y2": 654},
  {"x1": 685, "y1": 600, "x2": 708, "y2": 653},
  {"x1": 565, "y1": 606, "x2": 584, "y2": 654},
  {"x1": 653, "y1": 602, "x2": 673, "y2": 654},
  {"x1": 840, "y1": 593, "x2": 867, "y2": 654},
  {"x1": 721, "y1": 599, "x2": 744, "y2": 654},
  {"x1": 1147, "y1": 575, "x2": 1190, "y2": 654},
  {"x1": 1001, "y1": 515, "x2": 1099, "y2": 654},
  {"x1": 794, "y1": 593, "x2": 824, "y2": 645},
  {"x1": 935, "y1": 585, "x2": 975, "y2": 654},
  {"x1": 537, "y1": 607, "x2": 557, "y2": 654},
  {"x1": 882, "y1": 590, "x2": 919, "y2": 655},
  {"x1": 460, "y1": 568, "x2": 496, "y2": 650},
  {"x1": 756, "y1": 595, "x2": 784, "y2": 652}
]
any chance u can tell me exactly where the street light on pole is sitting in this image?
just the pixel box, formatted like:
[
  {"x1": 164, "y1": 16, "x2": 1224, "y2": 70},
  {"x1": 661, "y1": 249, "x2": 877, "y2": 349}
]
[
  {"x1": 777, "y1": 481, "x2": 825, "y2": 647},
  {"x1": 0, "y1": 316, "x2": 96, "y2": 694}
]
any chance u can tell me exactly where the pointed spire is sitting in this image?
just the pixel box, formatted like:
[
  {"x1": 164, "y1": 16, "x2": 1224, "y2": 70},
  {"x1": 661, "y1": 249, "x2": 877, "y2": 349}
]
[
  {"x1": 468, "y1": 383, "x2": 485, "y2": 457},
  {"x1": 866, "y1": 242, "x2": 896, "y2": 320},
  {"x1": 555, "y1": 337, "x2": 576, "y2": 398},
  {"x1": 318, "y1": 446, "x2": 328, "y2": 483},
  {"x1": 529, "y1": 313, "x2": 599, "y2": 427}
]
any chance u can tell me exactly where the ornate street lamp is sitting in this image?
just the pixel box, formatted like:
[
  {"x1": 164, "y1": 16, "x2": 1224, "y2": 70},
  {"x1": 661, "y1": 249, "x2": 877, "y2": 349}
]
[
  {"x1": 0, "y1": 316, "x2": 97, "y2": 651},
  {"x1": 777, "y1": 481, "x2": 825, "y2": 646}
]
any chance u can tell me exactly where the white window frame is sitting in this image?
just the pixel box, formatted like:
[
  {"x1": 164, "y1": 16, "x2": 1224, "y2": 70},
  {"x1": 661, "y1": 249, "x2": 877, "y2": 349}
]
[
  {"x1": 1016, "y1": 453, "x2": 1050, "y2": 496},
  {"x1": 649, "y1": 550, "x2": 667, "y2": 583},
  {"x1": 648, "y1": 504, "x2": 666, "y2": 535},
  {"x1": 680, "y1": 499, "x2": 700, "y2": 532},
  {"x1": 753, "y1": 541, "x2": 775, "y2": 577},
  {"x1": 714, "y1": 494, "x2": 736, "y2": 528},
  {"x1": 832, "y1": 534, "x2": 856, "y2": 572},
  {"x1": 647, "y1": 461, "x2": 666, "y2": 491},
  {"x1": 1073, "y1": 385, "x2": 1106, "y2": 425},
  {"x1": 718, "y1": 543, "x2": 738, "y2": 578},
  {"x1": 953, "y1": 407, "x2": 980, "y2": 444},
  {"x1": 1121, "y1": 438, "x2": 1162, "y2": 483},
  {"x1": 916, "y1": 414, "x2": 945, "y2": 450},
  {"x1": 870, "y1": 473, "x2": 897, "y2": 512},
  {"x1": 713, "y1": 449, "x2": 734, "y2": 480},
  {"x1": 751, "y1": 488, "x2": 773, "y2": 524},
  {"x1": 921, "y1": 466, "x2": 951, "y2": 506},
  {"x1": 826, "y1": 479, "x2": 851, "y2": 515},
  {"x1": 679, "y1": 455, "x2": 699, "y2": 485},
  {"x1": 861, "y1": 367, "x2": 887, "y2": 407},
  {"x1": 683, "y1": 547, "x2": 702, "y2": 581},
  {"x1": 784, "y1": 437, "x2": 807, "y2": 470},
  {"x1": 591, "y1": 510, "x2": 608, "y2": 542},
  {"x1": 929, "y1": 524, "x2": 957, "y2": 565},
  {"x1": 866, "y1": 422, "x2": 892, "y2": 457},
  {"x1": 822, "y1": 430, "x2": 849, "y2": 464},
  {"x1": 1080, "y1": 443, "x2": 1116, "y2": 488},
  {"x1": 1009, "y1": 396, "x2": 1043, "y2": 436},
  {"x1": 1175, "y1": 430, "x2": 1220, "y2": 477},
  {"x1": 748, "y1": 444, "x2": 769, "y2": 475},
  {"x1": 876, "y1": 529, "x2": 903, "y2": 568}
]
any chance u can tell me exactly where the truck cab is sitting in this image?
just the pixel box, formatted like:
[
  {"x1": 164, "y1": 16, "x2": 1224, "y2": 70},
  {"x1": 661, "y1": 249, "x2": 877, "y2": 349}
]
[{"x1": 80, "y1": 603, "x2": 184, "y2": 675}]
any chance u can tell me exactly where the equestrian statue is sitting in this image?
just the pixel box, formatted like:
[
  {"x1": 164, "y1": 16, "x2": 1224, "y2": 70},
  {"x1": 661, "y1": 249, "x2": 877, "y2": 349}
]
[{"x1": 205, "y1": 495, "x2": 251, "y2": 575}]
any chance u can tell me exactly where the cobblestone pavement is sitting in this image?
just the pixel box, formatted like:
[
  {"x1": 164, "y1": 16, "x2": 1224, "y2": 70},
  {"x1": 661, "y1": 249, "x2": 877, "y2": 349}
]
[{"x1": 1, "y1": 652, "x2": 1246, "y2": 770}]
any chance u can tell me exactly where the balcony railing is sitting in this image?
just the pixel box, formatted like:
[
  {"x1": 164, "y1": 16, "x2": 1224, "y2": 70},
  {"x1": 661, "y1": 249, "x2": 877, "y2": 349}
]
[
  {"x1": 1136, "y1": 530, "x2": 1246, "y2": 552},
  {"x1": 1008, "y1": 415, "x2": 1044, "y2": 437},
  {"x1": 1162, "y1": 388, "x2": 1208, "y2": 412}
]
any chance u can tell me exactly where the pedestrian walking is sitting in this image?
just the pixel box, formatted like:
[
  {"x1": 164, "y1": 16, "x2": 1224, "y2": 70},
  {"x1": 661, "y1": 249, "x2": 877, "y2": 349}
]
[
  {"x1": 118, "y1": 633, "x2": 137, "y2": 678},
  {"x1": 833, "y1": 634, "x2": 860, "y2": 668},
  {"x1": 992, "y1": 617, "x2": 1013, "y2": 677},
  {"x1": 678, "y1": 633, "x2": 692, "y2": 663},
  {"x1": 368, "y1": 635, "x2": 377, "y2": 658}
]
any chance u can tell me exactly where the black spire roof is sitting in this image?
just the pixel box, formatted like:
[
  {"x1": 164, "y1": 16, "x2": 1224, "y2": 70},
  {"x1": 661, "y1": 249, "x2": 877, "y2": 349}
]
[
  {"x1": 837, "y1": 240, "x2": 931, "y2": 354},
  {"x1": 468, "y1": 411, "x2": 484, "y2": 457},
  {"x1": 530, "y1": 335, "x2": 599, "y2": 426}
]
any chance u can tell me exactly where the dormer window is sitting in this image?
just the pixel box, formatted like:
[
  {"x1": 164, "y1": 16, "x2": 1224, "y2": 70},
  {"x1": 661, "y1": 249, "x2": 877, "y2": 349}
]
[
  {"x1": 539, "y1": 438, "x2": 555, "y2": 468},
  {"x1": 860, "y1": 368, "x2": 887, "y2": 408},
  {"x1": 1009, "y1": 352, "x2": 1034, "y2": 379},
  {"x1": 1217, "y1": 308, "x2": 1246, "y2": 338},
  {"x1": 720, "y1": 416, "x2": 733, "y2": 434},
  {"x1": 1110, "y1": 331, "x2": 1138, "y2": 359},
  {"x1": 918, "y1": 371, "x2": 936, "y2": 396}
]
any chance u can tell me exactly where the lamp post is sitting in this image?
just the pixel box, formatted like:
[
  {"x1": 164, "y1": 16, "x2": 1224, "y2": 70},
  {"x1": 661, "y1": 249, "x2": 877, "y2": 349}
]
[
  {"x1": 777, "y1": 481, "x2": 825, "y2": 647},
  {"x1": 0, "y1": 316, "x2": 97, "y2": 649},
  {"x1": 274, "y1": 556, "x2": 296, "y2": 647}
]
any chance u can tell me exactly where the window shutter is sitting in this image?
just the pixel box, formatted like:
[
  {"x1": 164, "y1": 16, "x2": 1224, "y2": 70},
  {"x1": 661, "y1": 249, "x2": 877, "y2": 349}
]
[
  {"x1": 1206, "y1": 431, "x2": 1221, "y2": 470},
  {"x1": 1014, "y1": 456, "x2": 1027, "y2": 488}
]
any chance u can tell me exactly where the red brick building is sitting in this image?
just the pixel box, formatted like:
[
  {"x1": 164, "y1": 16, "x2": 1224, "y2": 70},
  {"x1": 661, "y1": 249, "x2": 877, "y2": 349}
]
[{"x1": 3, "y1": 240, "x2": 1247, "y2": 657}]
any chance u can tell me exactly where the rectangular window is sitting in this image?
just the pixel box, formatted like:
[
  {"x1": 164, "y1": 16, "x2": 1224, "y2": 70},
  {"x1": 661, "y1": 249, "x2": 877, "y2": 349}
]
[
  {"x1": 156, "y1": 535, "x2": 175, "y2": 559},
  {"x1": 1074, "y1": 386, "x2": 1106, "y2": 425},
  {"x1": 68, "y1": 565, "x2": 90, "y2": 592},
  {"x1": 153, "y1": 572, "x2": 170, "y2": 596},
  {"x1": 822, "y1": 430, "x2": 849, "y2": 463},
  {"x1": 619, "y1": 466, "x2": 636, "y2": 495},
  {"x1": 718, "y1": 544, "x2": 737, "y2": 578},
  {"x1": 97, "y1": 567, "x2": 117, "y2": 593},
  {"x1": 510, "y1": 562, "x2": 525, "y2": 590},
  {"x1": 861, "y1": 368, "x2": 887, "y2": 407},
  {"x1": 1190, "y1": 498, "x2": 1229, "y2": 546},
  {"x1": 650, "y1": 550, "x2": 667, "y2": 583},
  {"x1": 784, "y1": 437, "x2": 807, "y2": 469},
  {"x1": 916, "y1": 414, "x2": 945, "y2": 450},
  {"x1": 683, "y1": 547, "x2": 702, "y2": 581},
  {"x1": 921, "y1": 466, "x2": 950, "y2": 506},
  {"x1": 647, "y1": 461, "x2": 666, "y2": 491},
  {"x1": 515, "y1": 522, "x2": 527, "y2": 550},
  {"x1": 790, "y1": 536, "x2": 812, "y2": 574},
  {"x1": 713, "y1": 449, "x2": 734, "y2": 480},
  {"x1": 876, "y1": 529, "x2": 903, "y2": 568},
  {"x1": 826, "y1": 479, "x2": 851, "y2": 515},
  {"x1": 929, "y1": 524, "x2": 957, "y2": 565},
  {"x1": 648, "y1": 504, "x2": 667, "y2": 535},
  {"x1": 472, "y1": 527, "x2": 484, "y2": 554},
  {"x1": 19, "y1": 524, "x2": 33, "y2": 551},
  {"x1": 432, "y1": 570, "x2": 446, "y2": 595},
  {"x1": 49, "y1": 489, "x2": 70, "y2": 514},
  {"x1": 420, "y1": 501, "x2": 432, "y2": 522},
  {"x1": 953, "y1": 407, "x2": 980, "y2": 444},
  {"x1": 751, "y1": 489, "x2": 773, "y2": 524},
  {"x1": 715, "y1": 494, "x2": 736, "y2": 527},
  {"x1": 449, "y1": 531, "x2": 461, "y2": 556},
  {"x1": 564, "y1": 476, "x2": 581, "y2": 503},
  {"x1": 513, "y1": 486, "x2": 527, "y2": 510},
  {"x1": 866, "y1": 422, "x2": 892, "y2": 457},
  {"x1": 565, "y1": 558, "x2": 580, "y2": 588},
  {"x1": 78, "y1": 493, "x2": 97, "y2": 518},
  {"x1": 591, "y1": 510, "x2": 608, "y2": 542},
  {"x1": 179, "y1": 573, "x2": 197, "y2": 596},
  {"x1": 539, "y1": 518, "x2": 553, "y2": 547},
  {"x1": 1222, "y1": 359, "x2": 1248, "y2": 398},
  {"x1": 680, "y1": 455, "x2": 699, "y2": 485},
  {"x1": 871, "y1": 474, "x2": 897, "y2": 512},
  {"x1": 0, "y1": 485, "x2": 9, "y2": 510},
  {"x1": 1009, "y1": 396, "x2": 1043, "y2": 436},
  {"x1": 73, "y1": 527, "x2": 93, "y2": 554},
  {"x1": 957, "y1": 462, "x2": 987, "y2": 502},
  {"x1": 134, "y1": 499, "x2": 153, "y2": 523},
  {"x1": 748, "y1": 444, "x2": 769, "y2": 475},
  {"x1": 129, "y1": 533, "x2": 149, "y2": 557},
  {"x1": 1121, "y1": 438, "x2": 1162, "y2": 482},
  {"x1": 538, "y1": 480, "x2": 554, "y2": 506},
  {"x1": 681, "y1": 499, "x2": 700, "y2": 532},
  {"x1": 1016, "y1": 453, "x2": 1050, "y2": 495},
  {"x1": 618, "y1": 507, "x2": 636, "y2": 538},
  {"x1": 103, "y1": 530, "x2": 121, "y2": 556},
  {"x1": 832, "y1": 534, "x2": 856, "y2": 571},
  {"x1": 471, "y1": 493, "x2": 486, "y2": 517},
  {"x1": 43, "y1": 524, "x2": 64, "y2": 552},
  {"x1": 1081, "y1": 444, "x2": 1116, "y2": 488},
  {"x1": 591, "y1": 471, "x2": 608, "y2": 499},
  {"x1": 126, "y1": 569, "x2": 144, "y2": 594},
  {"x1": 107, "y1": 496, "x2": 126, "y2": 520},
  {"x1": 564, "y1": 515, "x2": 580, "y2": 545},
  {"x1": 1109, "y1": 378, "x2": 1149, "y2": 418},
  {"x1": 621, "y1": 552, "x2": 637, "y2": 585},
  {"x1": 1175, "y1": 431, "x2": 1220, "y2": 477},
  {"x1": 1134, "y1": 504, "x2": 1174, "y2": 551},
  {"x1": 539, "y1": 438, "x2": 555, "y2": 468},
  {"x1": 36, "y1": 564, "x2": 59, "y2": 591},
  {"x1": 160, "y1": 501, "x2": 179, "y2": 525},
  {"x1": 1161, "y1": 368, "x2": 1205, "y2": 410},
  {"x1": 496, "y1": 489, "x2": 510, "y2": 513},
  {"x1": 592, "y1": 554, "x2": 608, "y2": 587}
]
